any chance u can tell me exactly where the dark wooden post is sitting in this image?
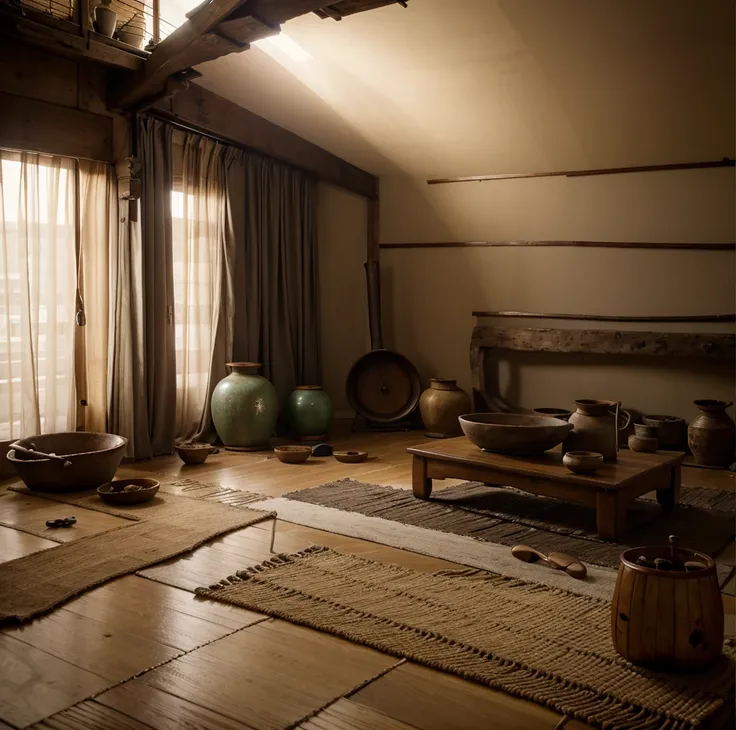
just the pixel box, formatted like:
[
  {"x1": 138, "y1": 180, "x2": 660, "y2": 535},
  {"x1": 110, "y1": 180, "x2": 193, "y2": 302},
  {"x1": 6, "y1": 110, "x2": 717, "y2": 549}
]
[{"x1": 365, "y1": 195, "x2": 383, "y2": 350}]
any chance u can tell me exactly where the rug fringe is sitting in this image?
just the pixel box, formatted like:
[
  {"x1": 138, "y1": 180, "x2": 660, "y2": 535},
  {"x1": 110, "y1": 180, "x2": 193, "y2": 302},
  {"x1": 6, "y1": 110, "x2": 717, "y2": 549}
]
[{"x1": 195, "y1": 545, "x2": 329, "y2": 593}]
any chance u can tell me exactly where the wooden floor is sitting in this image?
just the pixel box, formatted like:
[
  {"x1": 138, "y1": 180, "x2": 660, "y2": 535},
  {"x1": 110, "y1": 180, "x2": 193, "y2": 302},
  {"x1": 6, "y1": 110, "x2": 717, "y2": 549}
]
[{"x1": 0, "y1": 425, "x2": 734, "y2": 730}]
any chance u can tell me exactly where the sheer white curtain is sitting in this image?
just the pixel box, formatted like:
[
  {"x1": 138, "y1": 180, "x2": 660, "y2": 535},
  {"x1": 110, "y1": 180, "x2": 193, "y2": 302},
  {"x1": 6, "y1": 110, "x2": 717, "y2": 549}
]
[
  {"x1": 0, "y1": 150, "x2": 77, "y2": 439},
  {"x1": 78, "y1": 160, "x2": 114, "y2": 433},
  {"x1": 171, "y1": 133, "x2": 227, "y2": 441}
]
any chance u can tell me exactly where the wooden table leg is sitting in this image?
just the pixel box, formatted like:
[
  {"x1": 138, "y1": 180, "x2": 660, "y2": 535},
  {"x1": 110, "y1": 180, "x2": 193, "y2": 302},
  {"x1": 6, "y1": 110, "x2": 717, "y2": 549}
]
[
  {"x1": 412, "y1": 455, "x2": 432, "y2": 499},
  {"x1": 596, "y1": 491, "x2": 626, "y2": 541},
  {"x1": 656, "y1": 464, "x2": 681, "y2": 512}
]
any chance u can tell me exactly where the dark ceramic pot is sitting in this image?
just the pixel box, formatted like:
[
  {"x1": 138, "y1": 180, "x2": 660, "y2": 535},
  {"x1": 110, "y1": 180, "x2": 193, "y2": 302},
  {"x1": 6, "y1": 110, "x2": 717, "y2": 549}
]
[
  {"x1": 287, "y1": 386, "x2": 333, "y2": 441},
  {"x1": 688, "y1": 400, "x2": 735, "y2": 467}
]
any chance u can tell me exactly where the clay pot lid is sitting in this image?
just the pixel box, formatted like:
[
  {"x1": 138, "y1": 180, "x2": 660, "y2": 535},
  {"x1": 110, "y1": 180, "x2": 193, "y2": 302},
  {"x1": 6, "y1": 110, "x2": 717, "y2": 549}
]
[
  {"x1": 296, "y1": 385, "x2": 323, "y2": 390},
  {"x1": 694, "y1": 399, "x2": 733, "y2": 412}
]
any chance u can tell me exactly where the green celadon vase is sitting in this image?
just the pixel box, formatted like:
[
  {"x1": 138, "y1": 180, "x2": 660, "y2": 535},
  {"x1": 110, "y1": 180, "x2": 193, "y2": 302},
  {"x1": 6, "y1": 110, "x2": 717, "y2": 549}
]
[
  {"x1": 286, "y1": 385, "x2": 333, "y2": 441},
  {"x1": 211, "y1": 362, "x2": 278, "y2": 451}
]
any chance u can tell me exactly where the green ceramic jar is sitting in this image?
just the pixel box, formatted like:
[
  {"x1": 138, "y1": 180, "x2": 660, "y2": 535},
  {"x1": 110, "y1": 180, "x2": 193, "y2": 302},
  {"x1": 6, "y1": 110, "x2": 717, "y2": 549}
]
[
  {"x1": 211, "y1": 362, "x2": 278, "y2": 451},
  {"x1": 287, "y1": 385, "x2": 333, "y2": 441}
]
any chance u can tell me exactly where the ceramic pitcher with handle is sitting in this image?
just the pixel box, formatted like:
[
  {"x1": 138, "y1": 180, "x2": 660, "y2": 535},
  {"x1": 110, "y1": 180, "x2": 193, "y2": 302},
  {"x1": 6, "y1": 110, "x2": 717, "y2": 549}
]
[{"x1": 563, "y1": 399, "x2": 631, "y2": 461}]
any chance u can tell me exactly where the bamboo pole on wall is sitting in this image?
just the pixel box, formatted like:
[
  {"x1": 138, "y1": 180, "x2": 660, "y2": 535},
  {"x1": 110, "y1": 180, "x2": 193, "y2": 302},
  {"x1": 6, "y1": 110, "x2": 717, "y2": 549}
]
[{"x1": 365, "y1": 196, "x2": 383, "y2": 350}]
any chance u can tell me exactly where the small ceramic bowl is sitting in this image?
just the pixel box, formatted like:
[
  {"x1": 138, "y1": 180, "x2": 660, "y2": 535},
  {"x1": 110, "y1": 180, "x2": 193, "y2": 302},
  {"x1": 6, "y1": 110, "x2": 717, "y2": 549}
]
[
  {"x1": 633, "y1": 423, "x2": 658, "y2": 439},
  {"x1": 175, "y1": 443, "x2": 218, "y2": 465},
  {"x1": 628, "y1": 435, "x2": 658, "y2": 453},
  {"x1": 333, "y1": 450, "x2": 368, "y2": 464},
  {"x1": 274, "y1": 446, "x2": 312, "y2": 464},
  {"x1": 562, "y1": 451, "x2": 604, "y2": 474},
  {"x1": 98, "y1": 478, "x2": 160, "y2": 505}
]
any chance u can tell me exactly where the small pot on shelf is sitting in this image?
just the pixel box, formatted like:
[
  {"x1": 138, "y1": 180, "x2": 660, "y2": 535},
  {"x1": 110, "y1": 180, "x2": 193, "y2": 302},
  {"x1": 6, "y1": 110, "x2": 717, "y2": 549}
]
[
  {"x1": 116, "y1": 11, "x2": 146, "y2": 49},
  {"x1": 93, "y1": 0, "x2": 117, "y2": 37}
]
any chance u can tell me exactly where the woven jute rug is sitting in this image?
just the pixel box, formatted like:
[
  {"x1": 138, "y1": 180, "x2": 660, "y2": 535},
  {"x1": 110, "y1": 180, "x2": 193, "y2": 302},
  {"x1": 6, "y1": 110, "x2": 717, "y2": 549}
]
[
  {"x1": 0, "y1": 477, "x2": 274, "y2": 624},
  {"x1": 196, "y1": 547, "x2": 736, "y2": 730},
  {"x1": 253, "y1": 479, "x2": 735, "y2": 587}
]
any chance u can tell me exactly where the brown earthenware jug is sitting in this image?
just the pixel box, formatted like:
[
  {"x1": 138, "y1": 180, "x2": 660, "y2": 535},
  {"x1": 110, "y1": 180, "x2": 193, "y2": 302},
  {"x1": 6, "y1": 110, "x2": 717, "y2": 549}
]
[
  {"x1": 688, "y1": 400, "x2": 735, "y2": 467},
  {"x1": 563, "y1": 399, "x2": 630, "y2": 461},
  {"x1": 419, "y1": 378, "x2": 471, "y2": 438}
]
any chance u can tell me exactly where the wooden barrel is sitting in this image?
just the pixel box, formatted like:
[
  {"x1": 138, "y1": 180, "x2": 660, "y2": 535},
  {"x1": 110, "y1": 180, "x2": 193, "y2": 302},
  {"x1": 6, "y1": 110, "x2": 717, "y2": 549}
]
[{"x1": 611, "y1": 546, "x2": 724, "y2": 671}]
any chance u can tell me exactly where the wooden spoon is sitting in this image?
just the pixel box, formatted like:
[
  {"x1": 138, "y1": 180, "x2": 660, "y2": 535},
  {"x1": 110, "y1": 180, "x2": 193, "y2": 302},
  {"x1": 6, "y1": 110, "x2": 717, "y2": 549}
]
[
  {"x1": 11, "y1": 442, "x2": 72, "y2": 468},
  {"x1": 511, "y1": 544, "x2": 587, "y2": 580}
]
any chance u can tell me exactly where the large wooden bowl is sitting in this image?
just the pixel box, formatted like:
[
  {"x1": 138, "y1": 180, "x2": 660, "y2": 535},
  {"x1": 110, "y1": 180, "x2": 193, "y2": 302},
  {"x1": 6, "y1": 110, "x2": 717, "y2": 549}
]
[
  {"x1": 7, "y1": 432, "x2": 128, "y2": 492},
  {"x1": 459, "y1": 413, "x2": 573, "y2": 454}
]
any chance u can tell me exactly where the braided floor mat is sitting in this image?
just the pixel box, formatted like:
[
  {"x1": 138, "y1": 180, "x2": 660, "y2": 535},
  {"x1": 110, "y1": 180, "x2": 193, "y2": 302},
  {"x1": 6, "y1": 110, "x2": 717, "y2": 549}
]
[{"x1": 197, "y1": 547, "x2": 736, "y2": 730}]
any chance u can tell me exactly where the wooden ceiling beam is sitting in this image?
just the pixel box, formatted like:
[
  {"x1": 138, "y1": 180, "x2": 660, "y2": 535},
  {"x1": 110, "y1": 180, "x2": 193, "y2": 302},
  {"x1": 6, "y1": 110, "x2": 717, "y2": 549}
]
[
  {"x1": 152, "y1": 83, "x2": 378, "y2": 198},
  {"x1": 111, "y1": 0, "x2": 335, "y2": 110}
]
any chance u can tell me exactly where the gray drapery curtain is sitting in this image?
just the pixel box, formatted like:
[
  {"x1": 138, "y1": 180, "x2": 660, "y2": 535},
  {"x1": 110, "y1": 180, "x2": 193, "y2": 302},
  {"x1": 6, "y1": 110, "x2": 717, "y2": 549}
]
[
  {"x1": 140, "y1": 119, "x2": 177, "y2": 455},
  {"x1": 108, "y1": 117, "x2": 320, "y2": 455},
  {"x1": 109, "y1": 118, "x2": 176, "y2": 458},
  {"x1": 228, "y1": 151, "x2": 321, "y2": 404},
  {"x1": 108, "y1": 201, "x2": 151, "y2": 458}
]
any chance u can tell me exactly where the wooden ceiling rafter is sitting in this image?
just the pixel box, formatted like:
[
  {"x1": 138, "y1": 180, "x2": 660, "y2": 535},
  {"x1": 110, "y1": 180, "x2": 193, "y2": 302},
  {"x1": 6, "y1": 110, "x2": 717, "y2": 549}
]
[
  {"x1": 314, "y1": 0, "x2": 408, "y2": 20},
  {"x1": 112, "y1": 0, "x2": 409, "y2": 109}
]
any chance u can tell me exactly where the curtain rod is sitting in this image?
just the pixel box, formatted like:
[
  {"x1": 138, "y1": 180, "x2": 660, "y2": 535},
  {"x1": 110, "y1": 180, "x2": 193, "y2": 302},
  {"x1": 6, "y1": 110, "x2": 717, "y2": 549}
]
[
  {"x1": 143, "y1": 109, "x2": 317, "y2": 178},
  {"x1": 427, "y1": 158, "x2": 735, "y2": 185}
]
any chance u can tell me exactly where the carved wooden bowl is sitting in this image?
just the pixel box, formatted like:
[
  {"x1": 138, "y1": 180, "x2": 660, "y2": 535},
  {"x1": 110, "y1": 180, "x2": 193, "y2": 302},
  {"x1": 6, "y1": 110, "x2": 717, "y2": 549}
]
[
  {"x1": 459, "y1": 413, "x2": 574, "y2": 454},
  {"x1": 274, "y1": 446, "x2": 312, "y2": 464},
  {"x1": 98, "y1": 478, "x2": 160, "y2": 505}
]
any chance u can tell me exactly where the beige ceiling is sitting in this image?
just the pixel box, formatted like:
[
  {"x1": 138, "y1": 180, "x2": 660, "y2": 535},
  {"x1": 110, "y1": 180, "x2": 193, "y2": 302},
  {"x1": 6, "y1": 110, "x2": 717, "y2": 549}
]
[{"x1": 194, "y1": 0, "x2": 735, "y2": 177}]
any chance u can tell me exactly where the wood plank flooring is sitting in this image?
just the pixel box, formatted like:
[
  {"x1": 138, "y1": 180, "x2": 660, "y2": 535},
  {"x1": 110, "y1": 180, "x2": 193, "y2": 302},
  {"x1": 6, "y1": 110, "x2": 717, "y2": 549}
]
[{"x1": 0, "y1": 424, "x2": 733, "y2": 729}]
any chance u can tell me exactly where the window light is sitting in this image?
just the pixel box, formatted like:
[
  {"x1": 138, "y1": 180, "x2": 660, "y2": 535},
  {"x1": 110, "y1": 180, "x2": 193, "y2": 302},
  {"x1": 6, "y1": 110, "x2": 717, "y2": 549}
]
[{"x1": 253, "y1": 33, "x2": 312, "y2": 63}]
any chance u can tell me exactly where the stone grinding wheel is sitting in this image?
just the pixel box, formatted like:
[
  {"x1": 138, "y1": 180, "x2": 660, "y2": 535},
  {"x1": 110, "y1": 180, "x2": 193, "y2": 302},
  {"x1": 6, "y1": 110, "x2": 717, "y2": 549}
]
[{"x1": 346, "y1": 349, "x2": 421, "y2": 424}]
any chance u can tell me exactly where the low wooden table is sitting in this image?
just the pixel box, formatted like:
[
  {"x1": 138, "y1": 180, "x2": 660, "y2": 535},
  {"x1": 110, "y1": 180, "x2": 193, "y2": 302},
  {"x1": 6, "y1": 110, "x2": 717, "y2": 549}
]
[{"x1": 407, "y1": 438, "x2": 685, "y2": 540}]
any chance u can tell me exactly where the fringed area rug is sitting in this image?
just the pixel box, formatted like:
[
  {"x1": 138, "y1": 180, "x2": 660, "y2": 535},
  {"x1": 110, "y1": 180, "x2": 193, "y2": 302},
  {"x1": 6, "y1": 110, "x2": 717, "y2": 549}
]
[
  {"x1": 250, "y1": 479, "x2": 735, "y2": 594},
  {"x1": 0, "y1": 478, "x2": 274, "y2": 624},
  {"x1": 196, "y1": 547, "x2": 736, "y2": 730}
]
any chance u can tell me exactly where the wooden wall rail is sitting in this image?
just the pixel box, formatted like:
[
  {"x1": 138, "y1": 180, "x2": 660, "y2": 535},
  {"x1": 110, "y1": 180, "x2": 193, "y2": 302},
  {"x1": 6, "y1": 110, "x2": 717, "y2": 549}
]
[
  {"x1": 472, "y1": 326, "x2": 735, "y2": 361},
  {"x1": 470, "y1": 323, "x2": 736, "y2": 413},
  {"x1": 471, "y1": 312, "x2": 736, "y2": 323},
  {"x1": 380, "y1": 241, "x2": 735, "y2": 251},
  {"x1": 428, "y1": 158, "x2": 735, "y2": 185}
]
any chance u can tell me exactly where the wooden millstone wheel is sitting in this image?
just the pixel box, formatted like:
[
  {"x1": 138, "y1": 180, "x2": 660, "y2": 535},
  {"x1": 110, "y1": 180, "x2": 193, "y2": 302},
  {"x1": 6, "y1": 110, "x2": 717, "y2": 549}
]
[{"x1": 346, "y1": 349, "x2": 421, "y2": 424}]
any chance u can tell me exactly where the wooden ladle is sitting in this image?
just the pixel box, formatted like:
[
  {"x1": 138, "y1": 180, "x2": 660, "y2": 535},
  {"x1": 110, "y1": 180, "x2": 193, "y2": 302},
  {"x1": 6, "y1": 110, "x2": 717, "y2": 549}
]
[
  {"x1": 511, "y1": 544, "x2": 587, "y2": 580},
  {"x1": 10, "y1": 442, "x2": 72, "y2": 468}
]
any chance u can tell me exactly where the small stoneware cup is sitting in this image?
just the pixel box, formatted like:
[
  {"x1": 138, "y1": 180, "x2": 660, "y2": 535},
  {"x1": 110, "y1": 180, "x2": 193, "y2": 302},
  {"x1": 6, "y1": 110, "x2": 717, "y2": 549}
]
[{"x1": 562, "y1": 450, "x2": 604, "y2": 474}]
